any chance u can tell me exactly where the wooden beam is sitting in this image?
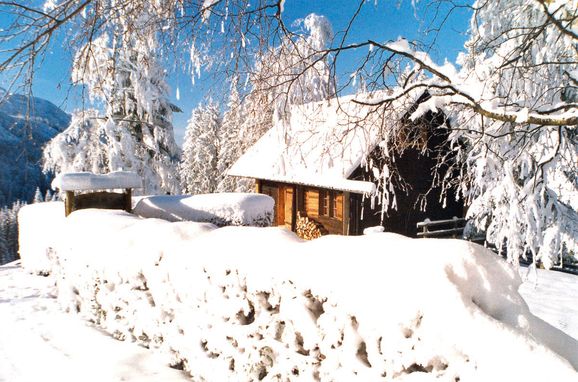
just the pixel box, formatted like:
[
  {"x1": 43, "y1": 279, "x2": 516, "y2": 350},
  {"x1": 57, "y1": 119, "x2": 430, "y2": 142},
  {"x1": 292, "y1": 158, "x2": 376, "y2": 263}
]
[
  {"x1": 343, "y1": 192, "x2": 350, "y2": 235},
  {"x1": 124, "y1": 188, "x2": 132, "y2": 213},
  {"x1": 65, "y1": 191, "x2": 75, "y2": 217},
  {"x1": 291, "y1": 185, "x2": 297, "y2": 232}
]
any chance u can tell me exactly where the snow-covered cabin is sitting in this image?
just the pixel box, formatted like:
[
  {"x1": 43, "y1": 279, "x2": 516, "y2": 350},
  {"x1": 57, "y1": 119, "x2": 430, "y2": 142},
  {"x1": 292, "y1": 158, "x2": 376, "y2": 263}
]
[{"x1": 228, "y1": 91, "x2": 463, "y2": 237}]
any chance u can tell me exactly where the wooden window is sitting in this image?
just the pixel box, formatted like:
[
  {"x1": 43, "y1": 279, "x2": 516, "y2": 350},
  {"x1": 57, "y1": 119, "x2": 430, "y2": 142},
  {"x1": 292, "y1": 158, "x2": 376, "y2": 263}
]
[
  {"x1": 320, "y1": 190, "x2": 330, "y2": 216},
  {"x1": 334, "y1": 193, "x2": 343, "y2": 220},
  {"x1": 314, "y1": 189, "x2": 343, "y2": 220},
  {"x1": 331, "y1": 192, "x2": 338, "y2": 218}
]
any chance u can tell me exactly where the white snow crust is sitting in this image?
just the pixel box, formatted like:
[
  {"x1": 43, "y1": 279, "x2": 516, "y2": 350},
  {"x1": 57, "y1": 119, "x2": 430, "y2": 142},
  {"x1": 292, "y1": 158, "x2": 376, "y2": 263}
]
[
  {"x1": 52, "y1": 171, "x2": 142, "y2": 191},
  {"x1": 0, "y1": 261, "x2": 189, "y2": 382},
  {"x1": 18, "y1": 202, "x2": 66, "y2": 274},
  {"x1": 519, "y1": 267, "x2": 578, "y2": 341},
  {"x1": 133, "y1": 193, "x2": 274, "y2": 227},
  {"x1": 19, "y1": 207, "x2": 578, "y2": 381},
  {"x1": 228, "y1": 91, "x2": 418, "y2": 195}
]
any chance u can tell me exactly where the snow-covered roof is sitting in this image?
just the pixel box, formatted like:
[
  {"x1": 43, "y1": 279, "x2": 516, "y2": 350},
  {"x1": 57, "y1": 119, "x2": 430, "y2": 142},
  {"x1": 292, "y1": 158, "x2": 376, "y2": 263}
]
[
  {"x1": 52, "y1": 171, "x2": 142, "y2": 191},
  {"x1": 228, "y1": 91, "x2": 420, "y2": 194}
]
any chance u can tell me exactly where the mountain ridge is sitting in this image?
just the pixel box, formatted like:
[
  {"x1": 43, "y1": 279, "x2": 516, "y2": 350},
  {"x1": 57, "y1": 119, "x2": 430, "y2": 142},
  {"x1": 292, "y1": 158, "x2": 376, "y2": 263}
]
[{"x1": 0, "y1": 91, "x2": 70, "y2": 206}]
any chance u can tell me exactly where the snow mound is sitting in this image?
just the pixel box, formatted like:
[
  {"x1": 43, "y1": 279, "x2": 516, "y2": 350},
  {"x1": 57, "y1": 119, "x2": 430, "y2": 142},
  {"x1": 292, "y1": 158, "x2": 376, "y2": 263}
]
[
  {"x1": 18, "y1": 202, "x2": 66, "y2": 274},
  {"x1": 133, "y1": 193, "x2": 274, "y2": 227},
  {"x1": 52, "y1": 171, "x2": 142, "y2": 191},
  {"x1": 41, "y1": 210, "x2": 577, "y2": 381}
]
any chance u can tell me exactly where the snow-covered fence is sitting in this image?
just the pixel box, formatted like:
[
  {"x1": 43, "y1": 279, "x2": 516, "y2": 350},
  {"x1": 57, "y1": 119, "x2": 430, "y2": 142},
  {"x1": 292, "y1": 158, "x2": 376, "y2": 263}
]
[
  {"x1": 416, "y1": 217, "x2": 466, "y2": 239},
  {"x1": 35, "y1": 209, "x2": 578, "y2": 381}
]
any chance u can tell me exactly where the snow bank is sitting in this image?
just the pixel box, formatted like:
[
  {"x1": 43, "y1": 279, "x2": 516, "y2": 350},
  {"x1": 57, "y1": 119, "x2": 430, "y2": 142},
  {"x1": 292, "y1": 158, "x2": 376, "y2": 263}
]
[
  {"x1": 18, "y1": 202, "x2": 65, "y2": 274},
  {"x1": 44, "y1": 209, "x2": 577, "y2": 381},
  {"x1": 133, "y1": 193, "x2": 274, "y2": 227},
  {"x1": 52, "y1": 171, "x2": 142, "y2": 191}
]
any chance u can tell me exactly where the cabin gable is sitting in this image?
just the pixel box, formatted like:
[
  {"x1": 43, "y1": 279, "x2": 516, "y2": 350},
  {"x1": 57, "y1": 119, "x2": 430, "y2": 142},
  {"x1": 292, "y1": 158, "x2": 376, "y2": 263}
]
[{"x1": 230, "y1": 90, "x2": 464, "y2": 239}]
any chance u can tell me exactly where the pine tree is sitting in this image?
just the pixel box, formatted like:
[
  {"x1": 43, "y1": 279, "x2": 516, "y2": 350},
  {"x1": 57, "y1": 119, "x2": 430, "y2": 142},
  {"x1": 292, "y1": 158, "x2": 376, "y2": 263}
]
[
  {"x1": 0, "y1": 207, "x2": 8, "y2": 265},
  {"x1": 43, "y1": 32, "x2": 181, "y2": 195},
  {"x1": 33, "y1": 187, "x2": 44, "y2": 203},
  {"x1": 0, "y1": 230, "x2": 8, "y2": 265},
  {"x1": 180, "y1": 101, "x2": 222, "y2": 194},
  {"x1": 217, "y1": 85, "x2": 246, "y2": 192},
  {"x1": 0, "y1": 201, "x2": 24, "y2": 264}
]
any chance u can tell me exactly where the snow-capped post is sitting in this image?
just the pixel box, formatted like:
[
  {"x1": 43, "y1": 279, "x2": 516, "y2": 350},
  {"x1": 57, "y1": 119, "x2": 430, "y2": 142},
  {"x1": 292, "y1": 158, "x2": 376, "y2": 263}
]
[{"x1": 51, "y1": 171, "x2": 142, "y2": 216}]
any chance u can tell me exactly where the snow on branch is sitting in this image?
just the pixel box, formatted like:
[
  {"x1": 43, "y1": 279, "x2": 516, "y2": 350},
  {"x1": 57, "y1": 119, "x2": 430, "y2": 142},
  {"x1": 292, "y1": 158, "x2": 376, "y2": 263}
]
[{"x1": 350, "y1": 38, "x2": 578, "y2": 127}]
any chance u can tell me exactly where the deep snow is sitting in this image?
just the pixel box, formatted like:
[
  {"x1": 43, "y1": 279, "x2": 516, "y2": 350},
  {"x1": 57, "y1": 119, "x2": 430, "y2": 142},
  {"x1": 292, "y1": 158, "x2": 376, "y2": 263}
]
[
  {"x1": 7, "y1": 204, "x2": 578, "y2": 380},
  {"x1": 0, "y1": 261, "x2": 189, "y2": 382},
  {"x1": 1, "y1": 260, "x2": 577, "y2": 381}
]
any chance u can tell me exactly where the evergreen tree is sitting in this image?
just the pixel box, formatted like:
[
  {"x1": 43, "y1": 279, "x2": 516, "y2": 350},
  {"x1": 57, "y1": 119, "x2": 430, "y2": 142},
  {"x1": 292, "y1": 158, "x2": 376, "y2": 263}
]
[
  {"x1": 217, "y1": 85, "x2": 247, "y2": 192},
  {"x1": 180, "y1": 101, "x2": 222, "y2": 194},
  {"x1": 0, "y1": 201, "x2": 24, "y2": 265},
  {"x1": 0, "y1": 229, "x2": 8, "y2": 265},
  {"x1": 33, "y1": 187, "x2": 44, "y2": 203},
  {"x1": 43, "y1": 32, "x2": 181, "y2": 195}
]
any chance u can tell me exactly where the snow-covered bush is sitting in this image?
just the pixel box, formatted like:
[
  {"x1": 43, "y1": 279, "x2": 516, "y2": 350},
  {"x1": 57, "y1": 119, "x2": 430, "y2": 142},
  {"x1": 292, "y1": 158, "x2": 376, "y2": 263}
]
[
  {"x1": 37, "y1": 209, "x2": 578, "y2": 381},
  {"x1": 133, "y1": 193, "x2": 274, "y2": 227}
]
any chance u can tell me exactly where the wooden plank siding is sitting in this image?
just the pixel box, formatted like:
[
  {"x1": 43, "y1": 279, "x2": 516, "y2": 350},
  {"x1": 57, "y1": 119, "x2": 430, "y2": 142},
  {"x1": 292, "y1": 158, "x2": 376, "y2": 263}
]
[
  {"x1": 64, "y1": 190, "x2": 132, "y2": 217},
  {"x1": 256, "y1": 181, "x2": 348, "y2": 236},
  {"x1": 304, "y1": 188, "x2": 320, "y2": 218}
]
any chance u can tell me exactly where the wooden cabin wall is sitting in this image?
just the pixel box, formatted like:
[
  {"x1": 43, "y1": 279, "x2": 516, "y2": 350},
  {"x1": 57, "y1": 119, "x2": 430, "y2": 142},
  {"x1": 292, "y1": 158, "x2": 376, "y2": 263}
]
[
  {"x1": 302, "y1": 187, "x2": 345, "y2": 235},
  {"x1": 257, "y1": 180, "x2": 347, "y2": 235},
  {"x1": 348, "y1": 108, "x2": 464, "y2": 237}
]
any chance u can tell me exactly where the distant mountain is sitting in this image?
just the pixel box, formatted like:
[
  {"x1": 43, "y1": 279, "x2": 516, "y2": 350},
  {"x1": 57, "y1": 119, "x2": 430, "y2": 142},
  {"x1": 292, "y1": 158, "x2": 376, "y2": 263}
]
[{"x1": 0, "y1": 89, "x2": 70, "y2": 206}]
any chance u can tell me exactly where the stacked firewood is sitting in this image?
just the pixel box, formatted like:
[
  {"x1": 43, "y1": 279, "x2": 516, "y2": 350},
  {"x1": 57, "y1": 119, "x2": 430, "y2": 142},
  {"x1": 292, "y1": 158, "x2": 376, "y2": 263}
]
[{"x1": 295, "y1": 212, "x2": 328, "y2": 240}]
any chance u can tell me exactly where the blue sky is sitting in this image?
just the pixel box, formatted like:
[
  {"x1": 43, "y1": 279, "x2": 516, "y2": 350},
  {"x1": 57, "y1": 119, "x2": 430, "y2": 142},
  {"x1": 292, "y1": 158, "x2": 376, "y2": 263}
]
[{"x1": 0, "y1": 1, "x2": 471, "y2": 145}]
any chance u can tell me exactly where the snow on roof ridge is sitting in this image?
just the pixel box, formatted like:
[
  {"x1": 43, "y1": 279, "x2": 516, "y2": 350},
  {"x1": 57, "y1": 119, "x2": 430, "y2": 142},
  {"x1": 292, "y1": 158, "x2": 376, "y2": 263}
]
[{"x1": 52, "y1": 171, "x2": 143, "y2": 191}]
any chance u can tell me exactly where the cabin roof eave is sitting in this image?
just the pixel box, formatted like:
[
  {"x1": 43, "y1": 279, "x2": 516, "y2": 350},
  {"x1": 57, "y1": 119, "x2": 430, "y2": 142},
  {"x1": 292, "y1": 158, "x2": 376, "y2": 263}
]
[{"x1": 228, "y1": 172, "x2": 375, "y2": 195}]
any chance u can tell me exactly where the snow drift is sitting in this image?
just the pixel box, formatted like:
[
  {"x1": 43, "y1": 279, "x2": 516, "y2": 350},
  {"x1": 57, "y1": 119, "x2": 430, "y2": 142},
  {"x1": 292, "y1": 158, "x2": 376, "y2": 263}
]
[
  {"x1": 133, "y1": 193, "x2": 274, "y2": 227},
  {"x1": 19, "y1": 207, "x2": 578, "y2": 381},
  {"x1": 17, "y1": 202, "x2": 65, "y2": 274}
]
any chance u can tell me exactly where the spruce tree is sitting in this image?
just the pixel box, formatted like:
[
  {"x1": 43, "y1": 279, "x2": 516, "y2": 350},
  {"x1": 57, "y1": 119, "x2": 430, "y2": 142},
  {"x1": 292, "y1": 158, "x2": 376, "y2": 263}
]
[
  {"x1": 33, "y1": 187, "x2": 44, "y2": 203},
  {"x1": 217, "y1": 86, "x2": 244, "y2": 192},
  {"x1": 180, "y1": 101, "x2": 222, "y2": 194}
]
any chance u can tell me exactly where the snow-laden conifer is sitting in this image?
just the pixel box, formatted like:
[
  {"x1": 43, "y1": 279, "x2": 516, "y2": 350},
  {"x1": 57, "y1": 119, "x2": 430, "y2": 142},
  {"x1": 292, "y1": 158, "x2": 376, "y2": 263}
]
[
  {"x1": 43, "y1": 31, "x2": 181, "y2": 195},
  {"x1": 180, "y1": 101, "x2": 222, "y2": 194},
  {"x1": 33, "y1": 188, "x2": 43, "y2": 204},
  {"x1": 217, "y1": 85, "x2": 253, "y2": 192}
]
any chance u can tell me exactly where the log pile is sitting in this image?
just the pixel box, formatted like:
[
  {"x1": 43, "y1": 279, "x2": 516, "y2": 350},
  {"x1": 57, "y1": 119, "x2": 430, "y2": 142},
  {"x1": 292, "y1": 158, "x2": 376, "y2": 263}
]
[{"x1": 295, "y1": 212, "x2": 328, "y2": 240}]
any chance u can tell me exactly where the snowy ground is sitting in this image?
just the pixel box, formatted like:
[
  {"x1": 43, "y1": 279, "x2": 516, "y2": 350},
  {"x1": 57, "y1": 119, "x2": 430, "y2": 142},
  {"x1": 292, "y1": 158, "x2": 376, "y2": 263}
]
[
  {"x1": 0, "y1": 261, "x2": 189, "y2": 382},
  {"x1": 0, "y1": 260, "x2": 576, "y2": 381},
  {"x1": 519, "y1": 267, "x2": 578, "y2": 341}
]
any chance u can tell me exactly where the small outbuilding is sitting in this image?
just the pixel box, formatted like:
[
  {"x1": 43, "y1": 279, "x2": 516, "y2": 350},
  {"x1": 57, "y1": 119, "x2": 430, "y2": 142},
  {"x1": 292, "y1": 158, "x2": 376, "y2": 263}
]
[
  {"x1": 52, "y1": 171, "x2": 142, "y2": 216},
  {"x1": 228, "y1": 91, "x2": 463, "y2": 238}
]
